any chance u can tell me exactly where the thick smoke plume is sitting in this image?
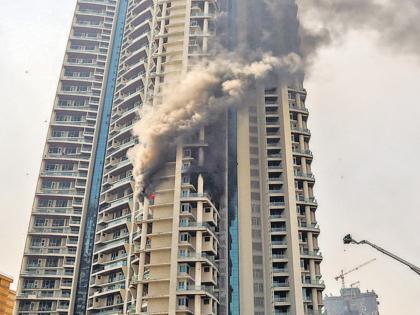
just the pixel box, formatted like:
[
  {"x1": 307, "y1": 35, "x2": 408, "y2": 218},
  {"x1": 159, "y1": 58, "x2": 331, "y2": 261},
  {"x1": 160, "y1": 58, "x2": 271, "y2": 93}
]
[
  {"x1": 128, "y1": 53, "x2": 302, "y2": 193},
  {"x1": 128, "y1": 0, "x2": 305, "y2": 193},
  {"x1": 299, "y1": 0, "x2": 420, "y2": 64},
  {"x1": 129, "y1": 0, "x2": 420, "y2": 193}
]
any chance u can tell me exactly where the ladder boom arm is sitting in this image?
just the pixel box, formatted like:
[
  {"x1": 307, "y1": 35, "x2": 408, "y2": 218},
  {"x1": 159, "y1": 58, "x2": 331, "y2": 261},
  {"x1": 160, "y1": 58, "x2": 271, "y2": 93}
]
[
  {"x1": 359, "y1": 239, "x2": 420, "y2": 275},
  {"x1": 343, "y1": 234, "x2": 420, "y2": 276}
]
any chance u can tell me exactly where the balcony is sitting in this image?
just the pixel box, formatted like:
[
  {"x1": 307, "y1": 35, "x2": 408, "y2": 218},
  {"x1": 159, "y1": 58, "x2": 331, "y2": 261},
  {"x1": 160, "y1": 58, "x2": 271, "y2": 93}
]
[
  {"x1": 298, "y1": 222, "x2": 320, "y2": 233},
  {"x1": 33, "y1": 207, "x2": 81, "y2": 215},
  {"x1": 176, "y1": 285, "x2": 218, "y2": 299},
  {"x1": 292, "y1": 148, "x2": 313, "y2": 157},
  {"x1": 291, "y1": 127, "x2": 311, "y2": 135},
  {"x1": 302, "y1": 278, "x2": 325, "y2": 288},
  {"x1": 270, "y1": 201, "x2": 285, "y2": 207},
  {"x1": 26, "y1": 247, "x2": 76, "y2": 255},
  {"x1": 30, "y1": 226, "x2": 79, "y2": 235},
  {"x1": 296, "y1": 196, "x2": 318, "y2": 206},
  {"x1": 272, "y1": 254, "x2": 287, "y2": 260},
  {"x1": 178, "y1": 252, "x2": 216, "y2": 267},
  {"x1": 271, "y1": 227, "x2": 287, "y2": 233},
  {"x1": 294, "y1": 172, "x2": 315, "y2": 181},
  {"x1": 300, "y1": 249, "x2": 323, "y2": 260},
  {"x1": 37, "y1": 188, "x2": 84, "y2": 196},
  {"x1": 273, "y1": 297, "x2": 290, "y2": 304},
  {"x1": 289, "y1": 103, "x2": 309, "y2": 113},
  {"x1": 273, "y1": 282, "x2": 289, "y2": 288}
]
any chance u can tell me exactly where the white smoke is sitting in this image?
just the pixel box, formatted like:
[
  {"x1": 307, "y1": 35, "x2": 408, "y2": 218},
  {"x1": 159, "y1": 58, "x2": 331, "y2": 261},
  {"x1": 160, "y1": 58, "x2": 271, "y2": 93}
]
[{"x1": 128, "y1": 53, "x2": 302, "y2": 192}]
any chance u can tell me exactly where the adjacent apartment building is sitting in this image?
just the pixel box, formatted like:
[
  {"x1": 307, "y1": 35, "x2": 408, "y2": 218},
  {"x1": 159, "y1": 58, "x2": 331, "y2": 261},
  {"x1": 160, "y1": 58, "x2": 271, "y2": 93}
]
[
  {"x1": 0, "y1": 273, "x2": 16, "y2": 315},
  {"x1": 324, "y1": 288, "x2": 380, "y2": 315},
  {"x1": 15, "y1": 0, "x2": 324, "y2": 315}
]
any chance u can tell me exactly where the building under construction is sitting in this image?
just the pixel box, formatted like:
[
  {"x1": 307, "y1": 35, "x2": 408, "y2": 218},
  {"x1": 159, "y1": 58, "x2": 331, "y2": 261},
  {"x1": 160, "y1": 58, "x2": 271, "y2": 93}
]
[{"x1": 324, "y1": 287, "x2": 379, "y2": 315}]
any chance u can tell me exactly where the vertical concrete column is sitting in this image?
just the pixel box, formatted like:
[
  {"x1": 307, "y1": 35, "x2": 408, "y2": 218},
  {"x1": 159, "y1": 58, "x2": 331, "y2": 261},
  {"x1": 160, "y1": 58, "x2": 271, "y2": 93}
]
[
  {"x1": 136, "y1": 199, "x2": 150, "y2": 313},
  {"x1": 154, "y1": 2, "x2": 167, "y2": 94},
  {"x1": 297, "y1": 113, "x2": 303, "y2": 129},
  {"x1": 279, "y1": 86, "x2": 305, "y2": 315},
  {"x1": 199, "y1": 128, "x2": 205, "y2": 166},
  {"x1": 168, "y1": 146, "x2": 184, "y2": 314},
  {"x1": 299, "y1": 134, "x2": 305, "y2": 151},
  {"x1": 195, "y1": 230, "x2": 203, "y2": 312},
  {"x1": 195, "y1": 188, "x2": 204, "y2": 315},
  {"x1": 198, "y1": 174, "x2": 204, "y2": 196},
  {"x1": 301, "y1": 157, "x2": 308, "y2": 176},
  {"x1": 203, "y1": 1, "x2": 209, "y2": 52}
]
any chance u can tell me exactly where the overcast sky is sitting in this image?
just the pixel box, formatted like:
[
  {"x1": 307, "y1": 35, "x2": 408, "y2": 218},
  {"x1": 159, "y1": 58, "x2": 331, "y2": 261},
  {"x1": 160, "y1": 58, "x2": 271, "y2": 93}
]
[{"x1": 1, "y1": 1, "x2": 420, "y2": 314}]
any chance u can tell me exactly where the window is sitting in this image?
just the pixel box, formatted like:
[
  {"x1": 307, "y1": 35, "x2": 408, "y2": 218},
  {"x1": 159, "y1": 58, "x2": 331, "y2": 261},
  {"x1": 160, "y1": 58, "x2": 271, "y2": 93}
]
[
  {"x1": 204, "y1": 298, "x2": 210, "y2": 305},
  {"x1": 42, "y1": 279, "x2": 55, "y2": 289},
  {"x1": 48, "y1": 147, "x2": 62, "y2": 154},
  {"x1": 65, "y1": 147, "x2": 77, "y2": 154},
  {"x1": 183, "y1": 149, "x2": 191, "y2": 157},
  {"x1": 74, "y1": 100, "x2": 85, "y2": 106},
  {"x1": 178, "y1": 297, "x2": 188, "y2": 307},
  {"x1": 180, "y1": 219, "x2": 189, "y2": 227},
  {"x1": 46, "y1": 257, "x2": 58, "y2": 267},
  {"x1": 39, "y1": 301, "x2": 52, "y2": 311},
  {"x1": 178, "y1": 281, "x2": 187, "y2": 290},
  {"x1": 52, "y1": 219, "x2": 65, "y2": 227},
  {"x1": 45, "y1": 164, "x2": 58, "y2": 171},
  {"x1": 204, "y1": 236, "x2": 211, "y2": 242},
  {"x1": 68, "y1": 130, "x2": 79, "y2": 137},
  {"x1": 71, "y1": 115, "x2": 82, "y2": 122},
  {"x1": 24, "y1": 279, "x2": 36, "y2": 289},
  {"x1": 56, "y1": 199, "x2": 68, "y2": 207},
  {"x1": 179, "y1": 249, "x2": 189, "y2": 257},
  {"x1": 204, "y1": 266, "x2": 210, "y2": 273},
  {"x1": 113, "y1": 230, "x2": 121, "y2": 239},
  {"x1": 111, "y1": 251, "x2": 118, "y2": 261},
  {"x1": 182, "y1": 176, "x2": 190, "y2": 184},
  {"x1": 52, "y1": 130, "x2": 64, "y2": 137},
  {"x1": 49, "y1": 238, "x2": 61, "y2": 247},
  {"x1": 42, "y1": 181, "x2": 54, "y2": 189},
  {"x1": 106, "y1": 295, "x2": 114, "y2": 306},
  {"x1": 181, "y1": 203, "x2": 191, "y2": 213},
  {"x1": 204, "y1": 207, "x2": 211, "y2": 213},
  {"x1": 31, "y1": 238, "x2": 41, "y2": 246},
  {"x1": 180, "y1": 233, "x2": 190, "y2": 242},
  {"x1": 59, "y1": 182, "x2": 71, "y2": 189},
  {"x1": 181, "y1": 190, "x2": 189, "y2": 197},
  {"x1": 35, "y1": 218, "x2": 46, "y2": 227},
  {"x1": 108, "y1": 273, "x2": 116, "y2": 283},
  {"x1": 38, "y1": 199, "x2": 53, "y2": 207},
  {"x1": 179, "y1": 264, "x2": 189, "y2": 273}
]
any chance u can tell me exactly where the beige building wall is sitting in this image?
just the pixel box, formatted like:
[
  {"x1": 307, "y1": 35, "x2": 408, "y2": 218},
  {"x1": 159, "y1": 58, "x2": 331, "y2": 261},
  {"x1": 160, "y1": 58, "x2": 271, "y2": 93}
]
[{"x1": 236, "y1": 84, "x2": 324, "y2": 315}]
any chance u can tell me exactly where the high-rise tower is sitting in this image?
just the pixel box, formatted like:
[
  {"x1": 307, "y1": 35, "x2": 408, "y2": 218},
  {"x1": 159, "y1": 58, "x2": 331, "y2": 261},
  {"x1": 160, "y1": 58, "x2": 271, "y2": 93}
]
[{"x1": 15, "y1": 0, "x2": 324, "y2": 315}]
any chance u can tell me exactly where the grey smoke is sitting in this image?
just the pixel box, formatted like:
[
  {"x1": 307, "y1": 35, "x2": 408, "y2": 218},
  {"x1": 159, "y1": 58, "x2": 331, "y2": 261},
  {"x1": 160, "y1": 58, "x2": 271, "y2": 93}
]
[
  {"x1": 128, "y1": 53, "x2": 302, "y2": 193},
  {"x1": 128, "y1": 0, "x2": 305, "y2": 193},
  {"x1": 299, "y1": 0, "x2": 420, "y2": 64}
]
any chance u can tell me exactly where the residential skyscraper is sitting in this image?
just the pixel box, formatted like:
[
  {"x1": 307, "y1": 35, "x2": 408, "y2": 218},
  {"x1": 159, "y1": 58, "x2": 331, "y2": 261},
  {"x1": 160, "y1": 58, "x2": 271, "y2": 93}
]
[{"x1": 15, "y1": 0, "x2": 324, "y2": 315}]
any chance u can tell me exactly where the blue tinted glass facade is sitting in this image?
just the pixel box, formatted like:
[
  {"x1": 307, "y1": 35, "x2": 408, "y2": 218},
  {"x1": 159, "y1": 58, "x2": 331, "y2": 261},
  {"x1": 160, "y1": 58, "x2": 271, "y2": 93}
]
[{"x1": 73, "y1": 0, "x2": 129, "y2": 313}]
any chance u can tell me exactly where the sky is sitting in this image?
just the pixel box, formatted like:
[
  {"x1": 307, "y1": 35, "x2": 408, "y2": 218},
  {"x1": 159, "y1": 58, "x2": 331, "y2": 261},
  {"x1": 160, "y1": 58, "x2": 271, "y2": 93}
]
[{"x1": 1, "y1": 1, "x2": 420, "y2": 314}]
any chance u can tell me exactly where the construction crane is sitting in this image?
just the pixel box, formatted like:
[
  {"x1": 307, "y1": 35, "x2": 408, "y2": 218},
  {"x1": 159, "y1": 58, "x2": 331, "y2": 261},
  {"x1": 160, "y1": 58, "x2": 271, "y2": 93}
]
[
  {"x1": 343, "y1": 234, "x2": 420, "y2": 276},
  {"x1": 334, "y1": 258, "x2": 376, "y2": 288}
]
